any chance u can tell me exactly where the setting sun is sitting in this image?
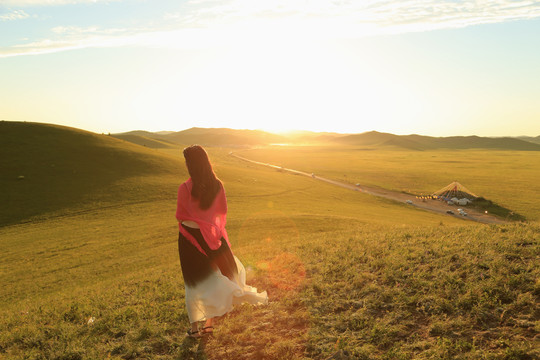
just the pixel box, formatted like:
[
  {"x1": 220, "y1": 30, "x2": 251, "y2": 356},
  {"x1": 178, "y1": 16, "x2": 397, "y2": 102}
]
[{"x1": 1, "y1": 1, "x2": 539, "y2": 136}]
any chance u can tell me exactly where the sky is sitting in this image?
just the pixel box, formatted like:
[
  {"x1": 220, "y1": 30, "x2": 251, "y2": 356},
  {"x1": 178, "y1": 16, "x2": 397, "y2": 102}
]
[{"x1": 1, "y1": 0, "x2": 539, "y2": 136}]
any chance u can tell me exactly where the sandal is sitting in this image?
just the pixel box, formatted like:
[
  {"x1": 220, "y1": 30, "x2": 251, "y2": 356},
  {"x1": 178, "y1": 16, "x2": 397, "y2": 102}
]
[
  {"x1": 186, "y1": 329, "x2": 202, "y2": 338},
  {"x1": 201, "y1": 326, "x2": 214, "y2": 334}
]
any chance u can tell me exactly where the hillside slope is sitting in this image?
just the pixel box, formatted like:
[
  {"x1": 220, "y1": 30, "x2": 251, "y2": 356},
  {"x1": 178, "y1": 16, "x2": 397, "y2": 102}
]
[
  {"x1": 115, "y1": 128, "x2": 540, "y2": 151},
  {"x1": 164, "y1": 127, "x2": 288, "y2": 146},
  {"x1": 111, "y1": 132, "x2": 177, "y2": 149},
  {"x1": 518, "y1": 135, "x2": 540, "y2": 144},
  {"x1": 115, "y1": 127, "x2": 289, "y2": 147},
  {"x1": 1, "y1": 141, "x2": 537, "y2": 359},
  {"x1": 0, "y1": 121, "x2": 184, "y2": 226},
  {"x1": 406, "y1": 134, "x2": 540, "y2": 151},
  {"x1": 336, "y1": 131, "x2": 540, "y2": 151}
]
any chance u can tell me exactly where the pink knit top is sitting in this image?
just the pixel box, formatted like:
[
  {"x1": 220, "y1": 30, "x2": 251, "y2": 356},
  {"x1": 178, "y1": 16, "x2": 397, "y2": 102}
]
[{"x1": 176, "y1": 178, "x2": 231, "y2": 256}]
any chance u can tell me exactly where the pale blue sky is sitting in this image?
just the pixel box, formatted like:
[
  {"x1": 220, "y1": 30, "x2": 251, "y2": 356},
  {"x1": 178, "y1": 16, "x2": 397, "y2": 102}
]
[{"x1": 1, "y1": 0, "x2": 539, "y2": 136}]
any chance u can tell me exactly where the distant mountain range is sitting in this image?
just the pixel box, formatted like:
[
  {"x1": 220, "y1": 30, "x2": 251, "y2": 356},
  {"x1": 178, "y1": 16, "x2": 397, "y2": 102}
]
[
  {"x1": 112, "y1": 128, "x2": 540, "y2": 151},
  {"x1": 112, "y1": 127, "x2": 288, "y2": 148},
  {"x1": 333, "y1": 132, "x2": 540, "y2": 151},
  {"x1": 517, "y1": 135, "x2": 540, "y2": 145}
]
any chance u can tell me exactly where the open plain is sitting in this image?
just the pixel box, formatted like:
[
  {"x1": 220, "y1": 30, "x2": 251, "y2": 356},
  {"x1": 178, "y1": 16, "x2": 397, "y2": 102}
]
[{"x1": 0, "y1": 122, "x2": 538, "y2": 359}]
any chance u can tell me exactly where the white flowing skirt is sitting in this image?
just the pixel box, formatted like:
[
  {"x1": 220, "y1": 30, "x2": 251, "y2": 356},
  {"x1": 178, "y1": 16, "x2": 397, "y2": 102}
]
[{"x1": 184, "y1": 255, "x2": 268, "y2": 323}]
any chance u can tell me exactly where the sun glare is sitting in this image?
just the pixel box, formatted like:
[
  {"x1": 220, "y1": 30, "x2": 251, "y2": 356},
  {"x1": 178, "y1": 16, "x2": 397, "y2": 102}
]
[
  {"x1": 162, "y1": 39, "x2": 393, "y2": 133},
  {"x1": 114, "y1": 8, "x2": 407, "y2": 134},
  {"x1": 89, "y1": 6, "x2": 434, "y2": 135}
]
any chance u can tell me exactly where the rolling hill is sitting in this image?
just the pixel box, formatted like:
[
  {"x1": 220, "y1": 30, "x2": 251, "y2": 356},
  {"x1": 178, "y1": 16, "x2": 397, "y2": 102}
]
[
  {"x1": 115, "y1": 127, "x2": 289, "y2": 147},
  {"x1": 114, "y1": 128, "x2": 540, "y2": 151},
  {"x1": 0, "y1": 121, "x2": 184, "y2": 226},
  {"x1": 335, "y1": 131, "x2": 540, "y2": 150},
  {"x1": 1, "y1": 121, "x2": 538, "y2": 359},
  {"x1": 518, "y1": 135, "x2": 540, "y2": 144},
  {"x1": 3, "y1": 120, "x2": 537, "y2": 227},
  {"x1": 111, "y1": 132, "x2": 178, "y2": 149}
]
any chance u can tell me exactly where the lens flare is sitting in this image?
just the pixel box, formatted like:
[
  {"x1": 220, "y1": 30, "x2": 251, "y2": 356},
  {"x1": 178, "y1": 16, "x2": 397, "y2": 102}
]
[{"x1": 268, "y1": 252, "x2": 306, "y2": 291}]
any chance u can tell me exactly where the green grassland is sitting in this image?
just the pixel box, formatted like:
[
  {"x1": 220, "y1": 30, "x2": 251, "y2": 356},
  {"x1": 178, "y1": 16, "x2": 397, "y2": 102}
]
[
  {"x1": 240, "y1": 146, "x2": 540, "y2": 222},
  {"x1": 111, "y1": 133, "x2": 178, "y2": 149},
  {"x1": 1, "y1": 123, "x2": 538, "y2": 359},
  {"x1": 0, "y1": 122, "x2": 183, "y2": 227}
]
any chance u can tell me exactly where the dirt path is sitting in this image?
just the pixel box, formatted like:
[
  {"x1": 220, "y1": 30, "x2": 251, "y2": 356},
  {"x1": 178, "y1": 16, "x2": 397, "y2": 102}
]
[{"x1": 231, "y1": 152, "x2": 509, "y2": 225}]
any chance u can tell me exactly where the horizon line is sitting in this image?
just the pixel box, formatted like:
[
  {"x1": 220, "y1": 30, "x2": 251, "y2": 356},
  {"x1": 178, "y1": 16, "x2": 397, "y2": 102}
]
[{"x1": 3, "y1": 120, "x2": 538, "y2": 139}]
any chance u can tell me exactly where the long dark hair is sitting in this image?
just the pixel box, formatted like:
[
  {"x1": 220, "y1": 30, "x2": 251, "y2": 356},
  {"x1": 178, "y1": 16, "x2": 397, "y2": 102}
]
[{"x1": 183, "y1": 145, "x2": 222, "y2": 210}]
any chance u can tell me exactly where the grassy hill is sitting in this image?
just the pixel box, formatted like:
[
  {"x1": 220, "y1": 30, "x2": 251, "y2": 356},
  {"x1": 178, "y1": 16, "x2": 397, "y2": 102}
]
[
  {"x1": 0, "y1": 121, "x2": 184, "y2": 226},
  {"x1": 112, "y1": 132, "x2": 178, "y2": 149},
  {"x1": 517, "y1": 135, "x2": 540, "y2": 145},
  {"x1": 407, "y1": 134, "x2": 540, "y2": 151},
  {"x1": 335, "y1": 131, "x2": 540, "y2": 151},
  {"x1": 114, "y1": 128, "x2": 540, "y2": 151},
  {"x1": 1, "y1": 123, "x2": 538, "y2": 359},
  {"x1": 116, "y1": 127, "x2": 289, "y2": 147},
  {"x1": 243, "y1": 146, "x2": 540, "y2": 222}
]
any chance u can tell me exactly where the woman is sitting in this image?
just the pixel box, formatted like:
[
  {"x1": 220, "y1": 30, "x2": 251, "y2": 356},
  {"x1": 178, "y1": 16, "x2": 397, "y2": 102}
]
[{"x1": 176, "y1": 145, "x2": 268, "y2": 338}]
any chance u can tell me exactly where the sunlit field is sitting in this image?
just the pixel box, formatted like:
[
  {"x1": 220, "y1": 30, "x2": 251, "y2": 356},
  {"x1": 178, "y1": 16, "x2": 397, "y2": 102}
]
[
  {"x1": 1, "y1": 125, "x2": 538, "y2": 359},
  {"x1": 240, "y1": 146, "x2": 540, "y2": 222}
]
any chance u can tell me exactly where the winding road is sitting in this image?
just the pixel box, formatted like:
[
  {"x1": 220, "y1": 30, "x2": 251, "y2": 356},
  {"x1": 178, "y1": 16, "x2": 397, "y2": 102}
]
[{"x1": 231, "y1": 152, "x2": 509, "y2": 225}]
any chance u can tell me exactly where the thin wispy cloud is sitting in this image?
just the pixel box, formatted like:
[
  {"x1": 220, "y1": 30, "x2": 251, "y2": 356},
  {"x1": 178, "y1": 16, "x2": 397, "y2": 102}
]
[
  {"x1": 1, "y1": 0, "x2": 540, "y2": 57},
  {"x1": 0, "y1": 9, "x2": 30, "y2": 21},
  {"x1": 1, "y1": 0, "x2": 118, "y2": 5},
  {"x1": 5, "y1": 26, "x2": 146, "y2": 57},
  {"x1": 185, "y1": 0, "x2": 540, "y2": 31}
]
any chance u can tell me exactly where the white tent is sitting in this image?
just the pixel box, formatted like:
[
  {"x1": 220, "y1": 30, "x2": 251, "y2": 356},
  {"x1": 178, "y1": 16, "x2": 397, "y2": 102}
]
[{"x1": 433, "y1": 181, "x2": 478, "y2": 201}]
